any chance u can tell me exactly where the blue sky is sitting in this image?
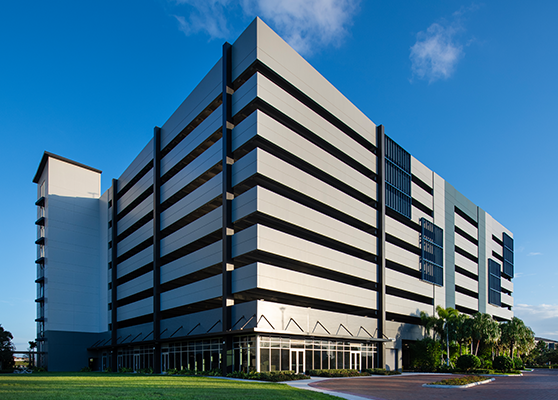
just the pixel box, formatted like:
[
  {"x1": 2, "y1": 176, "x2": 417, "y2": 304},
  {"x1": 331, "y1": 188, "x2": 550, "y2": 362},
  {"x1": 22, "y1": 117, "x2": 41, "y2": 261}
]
[{"x1": 1, "y1": 1, "x2": 557, "y2": 350}]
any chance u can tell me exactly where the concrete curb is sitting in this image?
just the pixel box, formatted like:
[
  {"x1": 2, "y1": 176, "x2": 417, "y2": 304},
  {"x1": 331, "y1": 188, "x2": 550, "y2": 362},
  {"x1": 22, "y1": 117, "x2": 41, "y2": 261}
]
[{"x1": 422, "y1": 377, "x2": 495, "y2": 389}]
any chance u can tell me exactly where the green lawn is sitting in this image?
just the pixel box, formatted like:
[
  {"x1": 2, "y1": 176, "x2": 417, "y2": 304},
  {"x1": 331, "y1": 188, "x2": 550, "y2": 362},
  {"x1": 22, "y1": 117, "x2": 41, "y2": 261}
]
[{"x1": 0, "y1": 372, "x2": 336, "y2": 400}]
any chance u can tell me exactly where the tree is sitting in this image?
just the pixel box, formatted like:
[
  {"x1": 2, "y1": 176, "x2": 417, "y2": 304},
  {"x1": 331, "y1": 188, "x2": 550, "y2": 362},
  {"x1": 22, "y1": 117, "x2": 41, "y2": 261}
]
[
  {"x1": 500, "y1": 317, "x2": 533, "y2": 358},
  {"x1": 419, "y1": 311, "x2": 438, "y2": 339},
  {"x1": 28, "y1": 341, "x2": 37, "y2": 367},
  {"x1": 454, "y1": 313, "x2": 472, "y2": 356},
  {"x1": 470, "y1": 313, "x2": 500, "y2": 357},
  {"x1": 435, "y1": 306, "x2": 459, "y2": 365},
  {"x1": 0, "y1": 325, "x2": 15, "y2": 371}
]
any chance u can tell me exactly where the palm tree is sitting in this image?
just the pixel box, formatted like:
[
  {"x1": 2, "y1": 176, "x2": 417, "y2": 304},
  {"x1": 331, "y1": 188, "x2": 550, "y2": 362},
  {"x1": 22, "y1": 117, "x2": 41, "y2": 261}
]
[
  {"x1": 436, "y1": 306, "x2": 459, "y2": 365},
  {"x1": 470, "y1": 313, "x2": 499, "y2": 356},
  {"x1": 501, "y1": 317, "x2": 533, "y2": 358},
  {"x1": 419, "y1": 311, "x2": 438, "y2": 339},
  {"x1": 454, "y1": 313, "x2": 472, "y2": 356}
]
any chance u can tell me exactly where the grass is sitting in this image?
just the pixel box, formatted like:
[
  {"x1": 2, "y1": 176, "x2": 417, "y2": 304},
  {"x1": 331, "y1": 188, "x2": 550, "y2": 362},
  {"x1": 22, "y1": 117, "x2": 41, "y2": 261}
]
[{"x1": 0, "y1": 372, "x2": 336, "y2": 400}]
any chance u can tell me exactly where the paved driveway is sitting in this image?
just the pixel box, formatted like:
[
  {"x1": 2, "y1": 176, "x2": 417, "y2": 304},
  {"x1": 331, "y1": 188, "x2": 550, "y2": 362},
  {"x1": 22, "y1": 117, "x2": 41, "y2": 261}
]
[{"x1": 309, "y1": 369, "x2": 558, "y2": 400}]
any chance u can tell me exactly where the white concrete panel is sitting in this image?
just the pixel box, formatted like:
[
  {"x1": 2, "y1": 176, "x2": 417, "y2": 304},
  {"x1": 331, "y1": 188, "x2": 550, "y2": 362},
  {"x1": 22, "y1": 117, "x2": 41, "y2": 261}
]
[
  {"x1": 385, "y1": 242, "x2": 420, "y2": 272},
  {"x1": 501, "y1": 293, "x2": 514, "y2": 307},
  {"x1": 117, "y1": 272, "x2": 153, "y2": 300},
  {"x1": 254, "y1": 186, "x2": 376, "y2": 254},
  {"x1": 161, "y1": 59, "x2": 222, "y2": 149},
  {"x1": 455, "y1": 234, "x2": 478, "y2": 259},
  {"x1": 117, "y1": 297, "x2": 153, "y2": 322},
  {"x1": 455, "y1": 292, "x2": 478, "y2": 311},
  {"x1": 117, "y1": 221, "x2": 153, "y2": 257},
  {"x1": 161, "y1": 241, "x2": 222, "y2": 284},
  {"x1": 386, "y1": 269, "x2": 435, "y2": 299},
  {"x1": 385, "y1": 294, "x2": 430, "y2": 317},
  {"x1": 232, "y1": 148, "x2": 376, "y2": 227},
  {"x1": 161, "y1": 105, "x2": 222, "y2": 176},
  {"x1": 410, "y1": 156, "x2": 433, "y2": 187},
  {"x1": 234, "y1": 263, "x2": 376, "y2": 309},
  {"x1": 117, "y1": 246, "x2": 153, "y2": 279},
  {"x1": 161, "y1": 275, "x2": 222, "y2": 310},
  {"x1": 117, "y1": 139, "x2": 153, "y2": 190},
  {"x1": 501, "y1": 277, "x2": 513, "y2": 293},
  {"x1": 454, "y1": 253, "x2": 478, "y2": 274},
  {"x1": 385, "y1": 215, "x2": 419, "y2": 248},
  {"x1": 161, "y1": 138, "x2": 222, "y2": 204},
  {"x1": 411, "y1": 207, "x2": 433, "y2": 227},
  {"x1": 232, "y1": 225, "x2": 376, "y2": 282},
  {"x1": 454, "y1": 213, "x2": 478, "y2": 239},
  {"x1": 118, "y1": 195, "x2": 152, "y2": 235},
  {"x1": 47, "y1": 158, "x2": 101, "y2": 198},
  {"x1": 412, "y1": 182, "x2": 433, "y2": 211},
  {"x1": 252, "y1": 18, "x2": 376, "y2": 144},
  {"x1": 160, "y1": 173, "x2": 222, "y2": 231},
  {"x1": 117, "y1": 169, "x2": 153, "y2": 214},
  {"x1": 160, "y1": 207, "x2": 222, "y2": 257},
  {"x1": 253, "y1": 73, "x2": 377, "y2": 173},
  {"x1": 454, "y1": 273, "x2": 478, "y2": 293}
]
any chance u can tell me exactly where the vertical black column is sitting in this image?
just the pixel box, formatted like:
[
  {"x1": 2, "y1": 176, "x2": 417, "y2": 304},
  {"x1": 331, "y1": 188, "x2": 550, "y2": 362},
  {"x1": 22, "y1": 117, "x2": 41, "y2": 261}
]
[
  {"x1": 221, "y1": 41, "x2": 234, "y2": 376},
  {"x1": 376, "y1": 125, "x2": 386, "y2": 368},
  {"x1": 153, "y1": 126, "x2": 162, "y2": 373},
  {"x1": 110, "y1": 178, "x2": 118, "y2": 372}
]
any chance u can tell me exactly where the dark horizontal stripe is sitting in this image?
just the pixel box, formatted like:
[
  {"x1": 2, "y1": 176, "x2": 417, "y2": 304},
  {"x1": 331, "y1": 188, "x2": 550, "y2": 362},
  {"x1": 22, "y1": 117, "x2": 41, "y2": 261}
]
[
  {"x1": 493, "y1": 315, "x2": 511, "y2": 322},
  {"x1": 117, "y1": 237, "x2": 153, "y2": 264},
  {"x1": 117, "y1": 212, "x2": 153, "y2": 242},
  {"x1": 385, "y1": 233, "x2": 421, "y2": 256},
  {"x1": 160, "y1": 162, "x2": 222, "y2": 212},
  {"x1": 117, "y1": 289, "x2": 153, "y2": 308},
  {"x1": 455, "y1": 245, "x2": 478, "y2": 263},
  {"x1": 234, "y1": 60, "x2": 377, "y2": 154},
  {"x1": 160, "y1": 229, "x2": 221, "y2": 266},
  {"x1": 385, "y1": 312, "x2": 421, "y2": 326},
  {"x1": 161, "y1": 297, "x2": 222, "y2": 320},
  {"x1": 386, "y1": 286, "x2": 433, "y2": 305},
  {"x1": 455, "y1": 305, "x2": 478, "y2": 316},
  {"x1": 241, "y1": 134, "x2": 377, "y2": 208},
  {"x1": 160, "y1": 195, "x2": 222, "y2": 239},
  {"x1": 455, "y1": 225, "x2": 478, "y2": 246},
  {"x1": 455, "y1": 265, "x2": 478, "y2": 281},
  {"x1": 117, "y1": 186, "x2": 153, "y2": 222},
  {"x1": 117, "y1": 313, "x2": 153, "y2": 329},
  {"x1": 233, "y1": 173, "x2": 377, "y2": 235},
  {"x1": 385, "y1": 259, "x2": 421, "y2": 280},
  {"x1": 492, "y1": 234, "x2": 504, "y2": 247},
  {"x1": 455, "y1": 285, "x2": 478, "y2": 299},
  {"x1": 234, "y1": 288, "x2": 378, "y2": 318},
  {"x1": 386, "y1": 207, "x2": 421, "y2": 233},
  {"x1": 117, "y1": 161, "x2": 154, "y2": 200},
  {"x1": 236, "y1": 211, "x2": 377, "y2": 263},
  {"x1": 161, "y1": 264, "x2": 222, "y2": 293},
  {"x1": 117, "y1": 263, "x2": 153, "y2": 286},
  {"x1": 235, "y1": 249, "x2": 377, "y2": 291},
  {"x1": 234, "y1": 98, "x2": 377, "y2": 182},
  {"x1": 160, "y1": 94, "x2": 222, "y2": 158},
  {"x1": 412, "y1": 198, "x2": 433, "y2": 217},
  {"x1": 411, "y1": 174, "x2": 433, "y2": 195},
  {"x1": 454, "y1": 206, "x2": 478, "y2": 228},
  {"x1": 161, "y1": 128, "x2": 222, "y2": 186},
  {"x1": 492, "y1": 250, "x2": 504, "y2": 263}
]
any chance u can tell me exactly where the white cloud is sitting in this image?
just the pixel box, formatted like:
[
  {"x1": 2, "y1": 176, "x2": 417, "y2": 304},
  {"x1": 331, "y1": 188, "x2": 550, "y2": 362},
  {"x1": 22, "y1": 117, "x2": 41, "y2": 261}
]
[
  {"x1": 172, "y1": 0, "x2": 360, "y2": 55},
  {"x1": 410, "y1": 22, "x2": 463, "y2": 83},
  {"x1": 514, "y1": 304, "x2": 558, "y2": 340},
  {"x1": 528, "y1": 252, "x2": 542, "y2": 256}
]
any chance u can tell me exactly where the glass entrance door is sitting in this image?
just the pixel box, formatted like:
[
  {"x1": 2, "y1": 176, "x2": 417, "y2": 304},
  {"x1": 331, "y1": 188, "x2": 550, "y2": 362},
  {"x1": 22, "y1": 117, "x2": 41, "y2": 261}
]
[
  {"x1": 290, "y1": 350, "x2": 304, "y2": 374},
  {"x1": 161, "y1": 352, "x2": 169, "y2": 372},
  {"x1": 133, "y1": 354, "x2": 140, "y2": 371},
  {"x1": 350, "y1": 351, "x2": 361, "y2": 371}
]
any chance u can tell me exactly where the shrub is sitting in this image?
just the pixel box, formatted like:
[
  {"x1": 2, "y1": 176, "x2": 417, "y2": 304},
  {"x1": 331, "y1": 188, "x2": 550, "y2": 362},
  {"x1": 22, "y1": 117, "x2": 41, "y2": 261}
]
[
  {"x1": 309, "y1": 369, "x2": 365, "y2": 377},
  {"x1": 456, "y1": 355, "x2": 481, "y2": 372},
  {"x1": 226, "y1": 370, "x2": 309, "y2": 382},
  {"x1": 118, "y1": 367, "x2": 133, "y2": 373},
  {"x1": 436, "y1": 364, "x2": 455, "y2": 373},
  {"x1": 514, "y1": 357, "x2": 524, "y2": 370},
  {"x1": 365, "y1": 368, "x2": 401, "y2": 375},
  {"x1": 410, "y1": 338, "x2": 442, "y2": 371},
  {"x1": 80, "y1": 367, "x2": 92, "y2": 372},
  {"x1": 481, "y1": 359, "x2": 492, "y2": 369},
  {"x1": 493, "y1": 356, "x2": 514, "y2": 372},
  {"x1": 429, "y1": 375, "x2": 488, "y2": 386},
  {"x1": 103, "y1": 367, "x2": 112, "y2": 373}
]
